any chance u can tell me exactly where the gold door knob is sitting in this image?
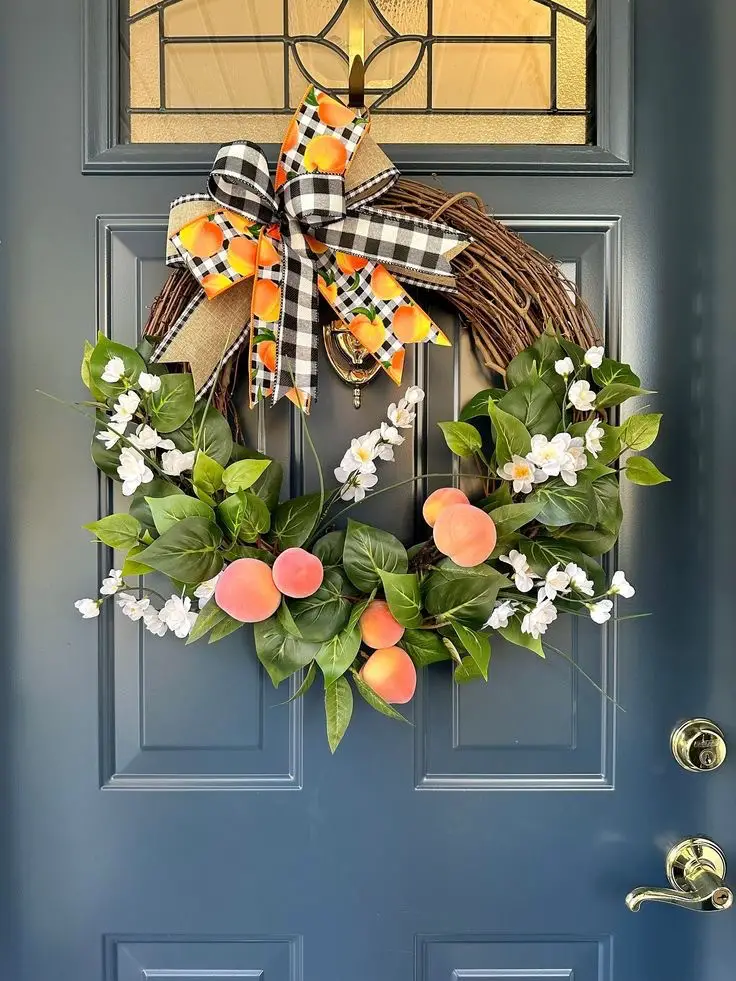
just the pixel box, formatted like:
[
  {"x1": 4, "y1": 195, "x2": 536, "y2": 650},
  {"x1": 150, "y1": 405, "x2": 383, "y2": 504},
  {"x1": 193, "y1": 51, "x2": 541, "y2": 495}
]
[{"x1": 626, "y1": 837, "x2": 733, "y2": 912}]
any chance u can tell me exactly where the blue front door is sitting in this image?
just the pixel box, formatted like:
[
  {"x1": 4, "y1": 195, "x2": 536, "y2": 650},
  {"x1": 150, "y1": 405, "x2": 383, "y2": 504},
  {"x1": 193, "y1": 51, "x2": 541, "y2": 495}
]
[{"x1": 2, "y1": 2, "x2": 735, "y2": 979}]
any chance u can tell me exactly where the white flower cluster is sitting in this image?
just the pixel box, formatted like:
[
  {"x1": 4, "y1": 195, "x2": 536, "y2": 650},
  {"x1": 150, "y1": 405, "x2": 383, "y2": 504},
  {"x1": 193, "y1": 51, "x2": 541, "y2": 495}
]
[
  {"x1": 486, "y1": 555, "x2": 635, "y2": 641},
  {"x1": 333, "y1": 386, "x2": 424, "y2": 502},
  {"x1": 554, "y1": 345, "x2": 603, "y2": 410},
  {"x1": 499, "y1": 425, "x2": 602, "y2": 495},
  {"x1": 96, "y1": 357, "x2": 196, "y2": 496}
]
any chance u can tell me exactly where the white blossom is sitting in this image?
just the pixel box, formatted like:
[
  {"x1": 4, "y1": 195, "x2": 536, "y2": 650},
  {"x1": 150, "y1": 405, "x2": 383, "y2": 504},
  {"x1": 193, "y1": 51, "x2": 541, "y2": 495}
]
[
  {"x1": 193, "y1": 574, "x2": 221, "y2": 609},
  {"x1": 117, "y1": 592, "x2": 150, "y2": 621},
  {"x1": 584, "y1": 419, "x2": 604, "y2": 458},
  {"x1": 374, "y1": 423, "x2": 403, "y2": 461},
  {"x1": 345, "y1": 432, "x2": 380, "y2": 473},
  {"x1": 387, "y1": 398, "x2": 416, "y2": 429},
  {"x1": 159, "y1": 594, "x2": 198, "y2": 639},
  {"x1": 96, "y1": 428, "x2": 122, "y2": 450},
  {"x1": 499, "y1": 549, "x2": 538, "y2": 593},
  {"x1": 610, "y1": 570, "x2": 635, "y2": 598},
  {"x1": 111, "y1": 389, "x2": 141, "y2": 426},
  {"x1": 161, "y1": 448, "x2": 195, "y2": 477},
  {"x1": 337, "y1": 471, "x2": 378, "y2": 502},
  {"x1": 527, "y1": 433, "x2": 570, "y2": 478},
  {"x1": 404, "y1": 385, "x2": 425, "y2": 405},
  {"x1": 143, "y1": 607, "x2": 168, "y2": 636},
  {"x1": 128, "y1": 424, "x2": 165, "y2": 452},
  {"x1": 101, "y1": 356, "x2": 126, "y2": 383},
  {"x1": 564, "y1": 562, "x2": 595, "y2": 596},
  {"x1": 539, "y1": 563, "x2": 570, "y2": 601},
  {"x1": 498, "y1": 455, "x2": 546, "y2": 495},
  {"x1": 568, "y1": 380, "x2": 596, "y2": 412},
  {"x1": 589, "y1": 599, "x2": 614, "y2": 624},
  {"x1": 138, "y1": 372, "x2": 162, "y2": 393},
  {"x1": 99, "y1": 568, "x2": 124, "y2": 596},
  {"x1": 554, "y1": 357, "x2": 574, "y2": 377},
  {"x1": 521, "y1": 597, "x2": 558, "y2": 639},
  {"x1": 485, "y1": 600, "x2": 517, "y2": 630},
  {"x1": 559, "y1": 437, "x2": 587, "y2": 486},
  {"x1": 109, "y1": 419, "x2": 128, "y2": 435},
  {"x1": 584, "y1": 345, "x2": 605, "y2": 369},
  {"x1": 117, "y1": 446, "x2": 154, "y2": 496},
  {"x1": 75, "y1": 598, "x2": 100, "y2": 619}
]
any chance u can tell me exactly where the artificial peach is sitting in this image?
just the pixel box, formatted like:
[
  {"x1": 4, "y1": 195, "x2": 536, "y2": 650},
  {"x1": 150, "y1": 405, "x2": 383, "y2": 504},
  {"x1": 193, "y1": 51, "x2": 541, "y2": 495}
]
[
  {"x1": 336, "y1": 251, "x2": 369, "y2": 276},
  {"x1": 432, "y1": 503, "x2": 497, "y2": 568},
  {"x1": 317, "y1": 92, "x2": 355, "y2": 128},
  {"x1": 201, "y1": 273, "x2": 233, "y2": 299},
  {"x1": 272, "y1": 548, "x2": 324, "y2": 599},
  {"x1": 318, "y1": 274, "x2": 338, "y2": 305},
  {"x1": 360, "y1": 646, "x2": 417, "y2": 704},
  {"x1": 350, "y1": 313, "x2": 386, "y2": 354},
  {"x1": 422, "y1": 487, "x2": 469, "y2": 528},
  {"x1": 392, "y1": 304, "x2": 432, "y2": 343},
  {"x1": 179, "y1": 217, "x2": 223, "y2": 258},
  {"x1": 359, "y1": 600, "x2": 405, "y2": 649},
  {"x1": 253, "y1": 280, "x2": 281, "y2": 322},
  {"x1": 215, "y1": 558, "x2": 281, "y2": 623},
  {"x1": 257, "y1": 340, "x2": 277, "y2": 373},
  {"x1": 371, "y1": 265, "x2": 403, "y2": 301},
  {"x1": 227, "y1": 236, "x2": 257, "y2": 277},
  {"x1": 304, "y1": 134, "x2": 348, "y2": 174},
  {"x1": 258, "y1": 236, "x2": 280, "y2": 268}
]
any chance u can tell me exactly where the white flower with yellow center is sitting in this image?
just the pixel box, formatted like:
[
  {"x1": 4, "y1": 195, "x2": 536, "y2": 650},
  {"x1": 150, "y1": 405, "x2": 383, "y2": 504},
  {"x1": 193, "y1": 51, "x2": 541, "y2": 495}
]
[
  {"x1": 610, "y1": 571, "x2": 635, "y2": 598},
  {"x1": 568, "y1": 380, "x2": 596, "y2": 412},
  {"x1": 75, "y1": 598, "x2": 101, "y2": 619},
  {"x1": 345, "y1": 432, "x2": 379, "y2": 474},
  {"x1": 498, "y1": 455, "x2": 545, "y2": 495},
  {"x1": 565, "y1": 562, "x2": 595, "y2": 596},
  {"x1": 499, "y1": 549, "x2": 539, "y2": 593},
  {"x1": 555, "y1": 357, "x2": 574, "y2": 378},
  {"x1": 521, "y1": 597, "x2": 558, "y2": 639},
  {"x1": 589, "y1": 599, "x2": 613, "y2": 624},
  {"x1": 485, "y1": 600, "x2": 517, "y2": 630},
  {"x1": 117, "y1": 446, "x2": 154, "y2": 496},
  {"x1": 387, "y1": 398, "x2": 416, "y2": 429},
  {"x1": 527, "y1": 433, "x2": 569, "y2": 478}
]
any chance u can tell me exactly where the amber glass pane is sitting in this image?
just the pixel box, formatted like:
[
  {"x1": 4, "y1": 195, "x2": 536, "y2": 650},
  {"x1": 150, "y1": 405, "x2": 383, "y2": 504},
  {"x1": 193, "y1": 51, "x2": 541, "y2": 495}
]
[{"x1": 122, "y1": 0, "x2": 593, "y2": 145}]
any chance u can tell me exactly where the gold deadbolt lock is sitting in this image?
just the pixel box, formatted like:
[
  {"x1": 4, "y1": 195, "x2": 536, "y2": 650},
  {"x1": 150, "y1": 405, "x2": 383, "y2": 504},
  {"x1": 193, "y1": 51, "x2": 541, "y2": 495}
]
[{"x1": 671, "y1": 718, "x2": 727, "y2": 772}]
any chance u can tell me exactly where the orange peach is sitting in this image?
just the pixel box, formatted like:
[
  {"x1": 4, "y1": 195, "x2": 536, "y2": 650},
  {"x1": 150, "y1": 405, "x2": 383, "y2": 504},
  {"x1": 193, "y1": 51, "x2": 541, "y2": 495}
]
[
  {"x1": 305, "y1": 234, "x2": 329, "y2": 255},
  {"x1": 179, "y1": 217, "x2": 224, "y2": 258},
  {"x1": 274, "y1": 162, "x2": 288, "y2": 190},
  {"x1": 253, "y1": 280, "x2": 281, "y2": 322},
  {"x1": 360, "y1": 646, "x2": 417, "y2": 704},
  {"x1": 257, "y1": 340, "x2": 277, "y2": 373},
  {"x1": 386, "y1": 347, "x2": 405, "y2": 383},
  {"x1": 258, "y1": 236, "x2": 280, "y2": 268},
  {"x1": 272, "y1": 548, "x2": 324, "y2": 599},
  {"x1": 318, "y1": 275, "x2": 338, "y2": 306},
  {"x1": 282, "y1": 117, "x2": 299, "y2": 154},
  {"x1": 201, "y1": 273, "x2": 233, "y2": 299},
  {"x1": 422, "y1": 487, "x2": 470, "y2": 528},
  {"x1": 226, "y1": 212, "x2": 255, "y2": 235},
  {"x1": 303, "y1": 134, "x2": 348, "y2": 174},
  {"x1": 227, "y1": 236, "x2": 257, "y2": 277},
  {"x1": 433, "y1": 503, "x2": 497, "y2": 568},
  {"x1": 392, "y1": 304, "x2": 432, "y2": 343},
  {"x1": 350, "y1": 313, "x2": 386, "y2": 354},
  {"x1": 336, "y1": 251, "x2": 369, "y2": 275},
  {"x1": 215, "y1": 558, "x2": 281, "y2": 623},
  {"x1": 317, "y1": 92, "x2": 355, "y2": 128},
  {"x1": 360, "y1": 600, "x2": 405, "y2": 649},
  {"x1": 371, "y1": 265, "x2": 403, "y2": 301}
]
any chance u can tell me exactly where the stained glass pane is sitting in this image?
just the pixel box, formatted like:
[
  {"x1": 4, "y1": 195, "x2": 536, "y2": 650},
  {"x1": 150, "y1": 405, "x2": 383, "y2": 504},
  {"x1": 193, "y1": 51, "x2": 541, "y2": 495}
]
[{"x1": 120, "y1": 0, "x2": 594, "y2": 145}]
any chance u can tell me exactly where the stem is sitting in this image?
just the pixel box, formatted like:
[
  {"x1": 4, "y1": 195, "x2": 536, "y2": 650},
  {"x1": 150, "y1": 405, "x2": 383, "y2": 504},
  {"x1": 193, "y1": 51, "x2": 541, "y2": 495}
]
[
  {"x1": 299, "y1": 402, "x2": 325, "y2": 513},
  {"x1": 542, "y1": 639, "x2": 624, "y2": 711}
]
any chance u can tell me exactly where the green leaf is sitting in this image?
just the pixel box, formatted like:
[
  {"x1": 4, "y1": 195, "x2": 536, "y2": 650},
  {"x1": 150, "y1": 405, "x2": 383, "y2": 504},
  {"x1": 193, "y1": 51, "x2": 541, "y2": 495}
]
[
  {"x1": 346, "y1": 592, "x2": 375, "y2": 632},
  {"x1": 171, "y1": 404, "x2": 233, "y2": 466},
  {"x1": 283, "y1": 662, "x2": 317, "y2": 703},
  {"x1": 454, "y1": 656, "x2": 487, "y2": 684},
  {"x1": 556, "y1": 524, "x2": 619, "y2": 557},
  {"x1": 595, "y1": 383, "x2": 654, "y2": 409},
  {"x1": 556, "y1": 473, "x2": 622, "y2": 557},
  {"x1": 135, "y1": 517, "x2": 223, "y2": 584},
  {"x1": 229, "y1": 446, "x2": 283, "y2": 509},
  {"x1": 517, "y1": 537, "x2": 606, "y2": 595},
  {"x1": 324, "y1": 676, "x2": 353, "y2": 752},
  {"x1": 130, "y1": 479, "x2": 185, "y2": 534},
  {"x1": 530, "y1": 477, "x2": 598, "y2": 528},
  {"x1": 624, "y1": 456, "x2": 670, "y2": 485},
  {"x1": 557, "y1": 336, "x2": 587, "y2": 369},
  {"x1": 498, "y1": 379, "x2": 561, "y2": 437},
  {"x1": 424, "y1": 562, "x2": 509, "y2": 628},
  {"x1": 505, "y1": 348, "x2": 540, "y2": 388},
  {"x1": 276, "y1": 599, "x2": 302, "y2": 638},
  {"x1": 479, "y1": 483, "x2": 512, "y2": 511},
  {"x1": 380, "y1": 571, "x2": 422, "y2": 628},
  {"x1": 222, "y1": 544, "x2": 274, "y2": 564},
  {"x1": 91, "y1": 428, "x2": 122, "y2": 478},
  {"x1": 217, "y1": 491, "x2": 270, "y2": 542},
  {"x1": 569, "y1": 420, "x2": 620, "y2": 465},
  {"x1": 222, "y1": 458, "x2": 272, "y2": 494},
  {"x1": 451, "y1": 621, "x2": 491, "y2": 680},
  {"x1": 437, "y1": 420, "x2": 483, "y2": 458},
  {"x1": 289, "y1": 568, "x2": 351, "y2": 642},
  {"x1": 82, "y1": 340, "x2": 106, "y2": 400},
  {"x1": 351, "y1": 670, "x2": 410, "y2": 723},
  {"x1": 584, "y1": 461, "x2": 616, "y2": 480},
  {"x1": 488, "y1": 399, "x2": 532, "y2": 466},
  {"x1": 592, "y1": 357, "x2": 641, "y2": 388},
  {"x1": 498, "y1": 617, "x2": 545, "y2": 657},
  {"x1": 270, "y1": 492, "x2": 322, "y2": 549},
  {"x1": 316, "y1": 624, "x2": 361, "y2": 686},
  {"x1": 192, "y1": 451, "x2": 224, "y2": 501},
  {"x1": 208, "y1": 616, "x2": 244, "y2": 643},
  {"x1": 146, "y1": 494, "x2": 214, "y2": 535},
  {"x1": 401, "y1": 628, "x2": 452, "y2": 667},
  {"x1": 620, "y1": 412, "x2": 662, "y2": 451},
  {"x1": 88, "y1": 337, "x2": 145, "y2": 396},
  {"x1": 459, "y1": 388, "x2": 504, "y2": 421},
  {"x1": 186, "y1": 597, "x2": 229, "y2": 644},
  {"x1": 254, "y1": 616, "x2": 321, "y2": 686},
  {"x1": 84, "y1": 513, "x2": 141, "y2": 550},
  {"x1": 121, "y1": 543, "x2": 154, "y2": 576},
  {"x1": 312, "y1": 530, "x2": 346, "y2": 567},
  {"x1": 343, "y1": 519, "x2": 408, "y2": 592},
  {"x1": 488, "y1": 501, "x2": 543, "y2": 538},
  {"x1": 147, "y1": 373, "x2": 196, "y2": 433}
]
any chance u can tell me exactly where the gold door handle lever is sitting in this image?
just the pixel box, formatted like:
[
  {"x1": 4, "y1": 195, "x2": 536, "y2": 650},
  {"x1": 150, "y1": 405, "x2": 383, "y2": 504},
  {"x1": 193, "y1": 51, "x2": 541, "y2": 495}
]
[{"x1": 626, "y1": 837, "x2": 733, "y2": 912}]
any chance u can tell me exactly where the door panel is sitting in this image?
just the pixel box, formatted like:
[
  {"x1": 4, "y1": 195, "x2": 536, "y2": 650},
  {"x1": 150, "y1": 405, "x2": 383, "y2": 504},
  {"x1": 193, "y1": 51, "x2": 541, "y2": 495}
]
[{"x1": 2, "y1": 2, "x2": 735, "y2": 980}]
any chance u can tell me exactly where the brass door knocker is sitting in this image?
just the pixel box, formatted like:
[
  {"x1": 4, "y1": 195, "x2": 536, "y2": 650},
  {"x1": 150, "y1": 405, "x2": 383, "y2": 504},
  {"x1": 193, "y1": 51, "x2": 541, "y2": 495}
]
[{"x1": 323, "y1": 321, "x2": 382, "y2": 408}]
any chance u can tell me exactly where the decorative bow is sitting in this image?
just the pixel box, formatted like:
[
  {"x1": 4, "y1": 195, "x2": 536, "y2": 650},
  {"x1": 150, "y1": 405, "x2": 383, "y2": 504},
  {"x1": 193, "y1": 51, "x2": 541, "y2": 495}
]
[{"x1": 153, "y1": 86, "x2": 470, "y2": 409}]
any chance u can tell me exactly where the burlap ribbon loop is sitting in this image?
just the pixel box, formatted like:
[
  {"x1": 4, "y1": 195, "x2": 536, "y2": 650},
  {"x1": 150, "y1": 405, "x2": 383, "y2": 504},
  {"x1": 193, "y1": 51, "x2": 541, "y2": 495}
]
[{"x1": 152, "y1": 86, "x2": 471, "y2": 409}]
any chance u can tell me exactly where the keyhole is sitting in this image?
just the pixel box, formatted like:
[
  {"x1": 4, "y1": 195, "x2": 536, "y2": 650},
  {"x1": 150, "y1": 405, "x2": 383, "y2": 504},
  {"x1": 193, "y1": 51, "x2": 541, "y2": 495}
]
[
  {"x1": 699, "y1": 748, "x2": 716, "y2": 768},
  {"x1": 712, "y1": 888, "x2": 733, "y2": 909}
]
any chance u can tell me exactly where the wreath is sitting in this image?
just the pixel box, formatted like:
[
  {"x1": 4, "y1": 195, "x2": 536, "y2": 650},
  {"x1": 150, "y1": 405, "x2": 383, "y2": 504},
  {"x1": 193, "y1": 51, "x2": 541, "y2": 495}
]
[{"x1": 72, "y1": 87, "x2": 668, "y2": 751}]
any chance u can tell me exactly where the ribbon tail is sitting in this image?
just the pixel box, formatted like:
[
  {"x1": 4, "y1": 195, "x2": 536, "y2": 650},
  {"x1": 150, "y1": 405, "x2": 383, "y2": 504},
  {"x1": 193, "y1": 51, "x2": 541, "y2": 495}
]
[{"x1": 273, "y1": 236, "x2": 319, "y2": 408}]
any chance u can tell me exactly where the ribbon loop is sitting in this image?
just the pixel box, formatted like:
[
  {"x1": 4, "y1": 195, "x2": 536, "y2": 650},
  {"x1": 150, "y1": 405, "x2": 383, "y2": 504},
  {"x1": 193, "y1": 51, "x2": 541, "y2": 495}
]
[
  {"x1": 280, "y1": 173, "x2": 346, "y2": 228},
  {"x1": 207, "y1": 142, "x2": 278, "y2": 225}
]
